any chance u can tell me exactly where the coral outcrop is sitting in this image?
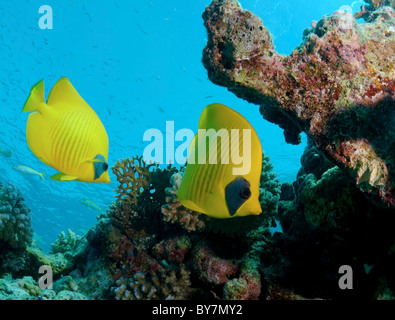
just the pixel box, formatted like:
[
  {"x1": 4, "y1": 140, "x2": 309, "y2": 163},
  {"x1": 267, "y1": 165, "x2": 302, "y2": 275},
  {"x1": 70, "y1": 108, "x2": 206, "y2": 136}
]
[
  {"x1": 0, "y1": 181, "x2": 32, "y2": 249},
  {"x1": 366, "y1": 0, "x2": 395, "y2": 9},
  {"x1": 202, "y1": 0, "x2": 395, "y2": 207},
  {"x1": 264, "y1": 141, "x2": 395, "y2": 299},
  {"x1": 161, "y1": 171, "x2": 208, "y2": 232},
  {"x1": 2, "y1": 145, "x2": 395, "y2": 300},
  {"x1": 112, "y1": 265, "x2": 192, "y2": 300},
  {"x1": 66, "y1": 152, "x2": 280, "y2": 300},
  {"x1": 50, "y1": 229, "x2": 82, "y2": 254}
]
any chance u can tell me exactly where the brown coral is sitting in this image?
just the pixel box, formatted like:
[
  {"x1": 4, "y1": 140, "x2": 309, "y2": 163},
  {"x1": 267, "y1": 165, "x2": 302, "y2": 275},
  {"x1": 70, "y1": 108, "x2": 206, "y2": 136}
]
[{"x1": 112, "y1": 156, "x2": 154, "y2": 205}]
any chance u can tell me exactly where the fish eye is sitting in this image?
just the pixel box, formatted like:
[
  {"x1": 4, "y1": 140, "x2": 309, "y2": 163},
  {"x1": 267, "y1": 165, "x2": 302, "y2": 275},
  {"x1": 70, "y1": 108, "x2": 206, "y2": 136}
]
[
  {"x1": 240, "y1": 187, "x2": 251, "y2": 199},
  {"x1": 103, "y1": 163, "x2": 109, "y2": 171}
]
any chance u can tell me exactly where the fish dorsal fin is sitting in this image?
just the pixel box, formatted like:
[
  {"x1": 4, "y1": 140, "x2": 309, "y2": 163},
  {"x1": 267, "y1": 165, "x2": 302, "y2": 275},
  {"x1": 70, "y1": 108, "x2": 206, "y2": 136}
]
[
  {"x1": 22, "y1": 79, "x2": 47, "y2": 113},
  {"x1": 47, "y1": 77, "x2": 87, "y2": 107},
  {"x1": 199, "y1": 103, "x2": 250, "y2": 133}
]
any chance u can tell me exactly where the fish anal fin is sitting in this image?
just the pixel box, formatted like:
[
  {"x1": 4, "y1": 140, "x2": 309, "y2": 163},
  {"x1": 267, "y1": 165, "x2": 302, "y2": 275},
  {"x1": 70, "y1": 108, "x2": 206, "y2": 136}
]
[{"x1": 50, "y1": 173, "x2": 78, "y2": 181}]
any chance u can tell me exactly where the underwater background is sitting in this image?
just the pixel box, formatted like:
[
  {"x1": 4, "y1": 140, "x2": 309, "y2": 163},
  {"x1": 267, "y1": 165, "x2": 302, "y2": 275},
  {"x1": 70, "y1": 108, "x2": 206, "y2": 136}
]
[
  {"x1": 0, "y1": 0, "x2": 363, "y2": 253},
  {"x1": 1, "y1": 0, "x2": 395, "y2": 302}
]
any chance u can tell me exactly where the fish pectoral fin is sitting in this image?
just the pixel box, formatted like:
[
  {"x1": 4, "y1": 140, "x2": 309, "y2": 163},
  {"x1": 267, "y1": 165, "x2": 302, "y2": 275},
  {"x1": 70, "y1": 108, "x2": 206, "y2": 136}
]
[{"x1": 50, "y1": 173, "x2": 79, "y2": 181}]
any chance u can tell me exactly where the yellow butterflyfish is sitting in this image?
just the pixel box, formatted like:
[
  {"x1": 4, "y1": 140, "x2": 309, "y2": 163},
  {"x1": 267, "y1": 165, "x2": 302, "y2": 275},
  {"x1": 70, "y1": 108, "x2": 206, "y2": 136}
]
[
  {"x1": 22, "y1": 77, "x2": 110, "y2": 183},
  {"x1": 177, "y1": 103, "x2": 262, "y2": 218}
]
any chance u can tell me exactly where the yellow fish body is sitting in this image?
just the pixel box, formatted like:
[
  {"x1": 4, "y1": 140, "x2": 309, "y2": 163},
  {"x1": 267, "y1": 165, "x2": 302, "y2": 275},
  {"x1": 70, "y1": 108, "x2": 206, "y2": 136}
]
[
  {"x1": 22, "y1": 77, "x2": 110, "y2": 183},
  {"x1": 177, "y1": 103, "x2": 262, "y2": 218}
]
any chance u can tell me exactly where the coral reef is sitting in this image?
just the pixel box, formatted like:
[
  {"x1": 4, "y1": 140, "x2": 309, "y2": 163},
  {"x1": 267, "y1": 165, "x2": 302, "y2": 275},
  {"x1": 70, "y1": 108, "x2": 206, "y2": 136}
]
[
  {"x1": 365, "y1": 0, "x2": 395, "y2": 9},
  {"x1": 0, "y1": 152, "x2": 286, "y2": 300},
  {"x1": 355, "y1": 0, "x2": 395, "y2": 20},
  {"x1": 192, "y1": 240, "x2": 239, "y2": 286},
  {"x1": 111, "y1": 265, "x2": 191, "y2": 300},
  {"x1": 0, "y1": 181, "x2": 36, "y2": 278},
  {"x1": 161, "y1": 171, "x2": 208, "y2": 232},
  {"x1": 152, "y1": 235, "x2": 192, "y2": 265},
  {"x1": 0, "y1": 181, "x2": 33, "y2": 249},
  {"x1": 223, "y1": 259, "x2": 261, "y2": 300},
  {"x1": 202, "y1": 0, "x2": 395, "y2": 208},
  {"x1": 50, "y1": 229, "x2": 82, "y2": 254},
  {"x1": 2, "y1": 145, "x2": 395, "y2": 300},
  {"x1": 3, "y1": 1, "x2": 395, "y2": 300},
  {"x1": 76, "y1": 153, "x2": 281, "y2": 300},
  {"x1": 261, "y1": 141, "x2": 395, "y2": 299},
  {"x1": 2, "y1": 0, "x2": 395, "y2": 302},
  {"x1": 0, "y1": 272, "x2": 90, "y2": 300}
]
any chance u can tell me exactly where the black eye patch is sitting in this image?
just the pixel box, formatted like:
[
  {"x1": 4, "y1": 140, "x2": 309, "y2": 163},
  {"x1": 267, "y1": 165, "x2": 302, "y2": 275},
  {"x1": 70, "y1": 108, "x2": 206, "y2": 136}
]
[
  {"x1": 93, "y1": 154, "x2": 108, "y2": 179},
  {"x1": 225, "y1": 176, "x2": 251, "y2": 216}
]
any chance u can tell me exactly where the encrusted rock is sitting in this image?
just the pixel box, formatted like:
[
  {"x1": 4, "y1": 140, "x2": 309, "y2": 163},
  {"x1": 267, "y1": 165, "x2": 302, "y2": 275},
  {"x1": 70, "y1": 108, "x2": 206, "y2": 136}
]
[{"x1": 202, "y1": 0, "x2": 395, "y2": 207}]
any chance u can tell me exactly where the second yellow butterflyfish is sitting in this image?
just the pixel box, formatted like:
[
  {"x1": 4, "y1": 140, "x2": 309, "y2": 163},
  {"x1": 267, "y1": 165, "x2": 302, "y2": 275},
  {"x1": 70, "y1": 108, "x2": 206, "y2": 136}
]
[
  {"x1": 177, "y1": 103, "x2": 262, "y2": 218},
  {"x1": 22, "y1": 77, "x2": 110, "y2": 183}
]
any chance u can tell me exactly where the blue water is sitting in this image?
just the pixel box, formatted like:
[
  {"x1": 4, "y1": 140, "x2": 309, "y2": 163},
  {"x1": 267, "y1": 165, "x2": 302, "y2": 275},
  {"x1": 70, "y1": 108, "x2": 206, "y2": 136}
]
[{"x1": 0, "y1": 0, "x2": 364, "y2": 252}]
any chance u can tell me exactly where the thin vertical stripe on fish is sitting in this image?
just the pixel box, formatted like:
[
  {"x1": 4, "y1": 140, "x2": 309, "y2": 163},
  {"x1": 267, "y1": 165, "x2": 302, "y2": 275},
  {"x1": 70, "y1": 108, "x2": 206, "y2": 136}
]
[
  {"x1": 177, "y1": 103, "x2": 262, "y2": 218},
  {"x1": 22, "y1": 77, "x2": 110, "y2": 183}
]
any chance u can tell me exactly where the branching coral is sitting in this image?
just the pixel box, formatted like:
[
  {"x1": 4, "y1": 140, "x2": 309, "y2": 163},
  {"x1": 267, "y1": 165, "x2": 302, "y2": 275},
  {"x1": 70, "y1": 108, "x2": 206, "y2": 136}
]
[
  {"x1": 0, "y1": 181, "x2": 33, "y2": 249},
  {"x1": 112, "y1": 156, "x2": 154, "y2": 205},
  {"x1": 109, "y1": 156, "x2": 179, "y2": 250}
]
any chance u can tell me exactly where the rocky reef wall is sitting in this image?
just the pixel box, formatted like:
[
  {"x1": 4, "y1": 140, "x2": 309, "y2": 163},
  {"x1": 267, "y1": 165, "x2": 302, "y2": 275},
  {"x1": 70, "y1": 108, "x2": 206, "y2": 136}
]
[{"x1": 202, "y1": 0, "x2": 395, "y2": 208}]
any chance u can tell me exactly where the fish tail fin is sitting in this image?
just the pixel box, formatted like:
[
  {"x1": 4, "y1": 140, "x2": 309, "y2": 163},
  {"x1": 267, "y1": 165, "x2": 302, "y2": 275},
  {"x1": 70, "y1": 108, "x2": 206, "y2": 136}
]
[{"x1": 23, "y1": 80, "x2": 47, "y2": 113}]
